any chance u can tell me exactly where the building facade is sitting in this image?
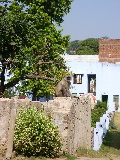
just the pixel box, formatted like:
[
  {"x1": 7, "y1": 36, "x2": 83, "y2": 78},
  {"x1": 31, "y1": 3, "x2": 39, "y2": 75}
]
[{"x1": 62, "y1": 39, "x2": 120, "y2": 111}]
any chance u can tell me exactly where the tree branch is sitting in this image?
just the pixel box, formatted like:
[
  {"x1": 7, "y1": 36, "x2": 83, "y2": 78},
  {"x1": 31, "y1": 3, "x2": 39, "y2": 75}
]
[
  {"x1": 3, "y1": 74, "x2": 55, "y2": 90},
  {"x1": 38, "y1": 61, "x2": 66, "y2": 68},
  {"x1": 26, "y1": 74, "x2": 55, "y2": 81},
  {"x1": 4, "y1": 78, "x2": 20, "y2": 89}
]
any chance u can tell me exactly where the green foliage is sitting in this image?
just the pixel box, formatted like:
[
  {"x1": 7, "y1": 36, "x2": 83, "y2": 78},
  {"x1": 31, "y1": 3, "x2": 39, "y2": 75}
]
[
  {"x1": 66, "y1": 40, "x2": 80, "y2": 55},
  {"x1": 66, "y1": 38, "x2": 99, "y2": 55},
  {"x1": 77, "y1": 147, "x2": 120, "y2": 159},
  {"x1": 76, "y1": 38, "x2": 99, "y2": 55},
  {"x1": 0, "y1": 0, "x2": 73, "y2": 97},
  {"x1": 17, "y1": 0, "x2": 73, "y2": 25},
  {"x1": 76, "y1": 46, "x2": 96, "y2": 55},
  {"x1": 4, "y1": 87, "x2": 17, "y2": 98},
  {"x1": 91, "y1": 101, "x2": 107, "y2": 127},
  {"x1": 64, "y1": 154, "x2": 77, "y2": 160},
  {"x1": 109, "y1": 121, "x2": 117, "y2": 130},
  {"x1": 101, "y1": 112, "x2": 120, "y2": 155},
  {"x1": 14, "y1": 106, "x2": 62, "y2": 157}
]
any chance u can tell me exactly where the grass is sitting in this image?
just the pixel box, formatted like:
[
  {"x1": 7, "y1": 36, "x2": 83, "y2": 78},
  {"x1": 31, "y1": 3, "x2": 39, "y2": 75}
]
[
  {"x1": 9, "y1": 153, "x2": 77, "y2": 160},
  {"x1": 63, "y1": 154, "x2": 77, "y2": 160},
  {"x1": 76, "y1": 147, "x2": 117, "y2": 159},
  {"x1": 77, "y1": 112, "x2": 120, "y2": 159}
]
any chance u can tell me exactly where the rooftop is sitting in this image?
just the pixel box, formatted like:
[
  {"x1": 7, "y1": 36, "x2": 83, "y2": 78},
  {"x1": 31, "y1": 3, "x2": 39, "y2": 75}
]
[{"x1": 61, "y1": 54, "x2": 99, "y2": 62}]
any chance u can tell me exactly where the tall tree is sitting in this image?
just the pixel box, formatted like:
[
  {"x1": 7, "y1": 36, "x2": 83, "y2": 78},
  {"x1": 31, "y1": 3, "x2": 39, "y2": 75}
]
[
  {"x1": 66, "y1": 40, "x2": 80, "y2": 55},
  {"x1": 76, "y1": 38, "x2": 99, "y2": 55},
  {"x1": 0, "y1": 0, "x2": 73, "y2": 99}
]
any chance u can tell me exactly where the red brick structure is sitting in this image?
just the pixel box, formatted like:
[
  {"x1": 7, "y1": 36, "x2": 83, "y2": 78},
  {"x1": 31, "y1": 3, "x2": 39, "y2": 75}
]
[{"x1": 99, "y1": 39, "x2": 120, "y2": 63}]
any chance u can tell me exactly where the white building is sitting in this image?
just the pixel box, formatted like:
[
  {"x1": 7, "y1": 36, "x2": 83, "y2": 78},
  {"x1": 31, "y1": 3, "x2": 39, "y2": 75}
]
[{"x1": 62, "y1": 54, "x2": 120, "y2": 111}]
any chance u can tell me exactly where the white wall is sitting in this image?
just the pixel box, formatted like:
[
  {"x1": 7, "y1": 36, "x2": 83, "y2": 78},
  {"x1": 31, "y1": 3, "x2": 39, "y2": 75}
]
[
  {"x1": 61, "y1": 55, "x2": 99, "y2": 62},
  {"x1": 66, "y1": 61, "x2": 120, "y2": 111},
  {"x1": 93, "y1": 110, "x2": 114, "y2": 151}
]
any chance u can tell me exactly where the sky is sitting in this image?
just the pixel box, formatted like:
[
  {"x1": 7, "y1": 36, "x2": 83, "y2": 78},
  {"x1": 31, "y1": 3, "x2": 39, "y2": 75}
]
[{"x1": 59, "y1": 0, "x2": 120, "y2": 41}]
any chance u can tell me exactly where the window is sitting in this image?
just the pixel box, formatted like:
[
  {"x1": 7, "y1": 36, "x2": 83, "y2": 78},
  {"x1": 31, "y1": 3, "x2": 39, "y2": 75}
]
[
  {"x1": 73, "y1": 74, "x2": 82, "y2": 84},
  {"x1": 72, "y1": 93, "x2": 77, "y2": 97},
  {"x1": 102, "y1": 95, "x2": 108, "y2": 103},
  {"x1": 113, "y1": 95, "x2": 119, "y2": 103},
  {"x1": 79, "y1": 93, "x2": 84, "y2": 96},
  {"x1": 88, "y1": 74, "x2": 96, "y2": 94}
]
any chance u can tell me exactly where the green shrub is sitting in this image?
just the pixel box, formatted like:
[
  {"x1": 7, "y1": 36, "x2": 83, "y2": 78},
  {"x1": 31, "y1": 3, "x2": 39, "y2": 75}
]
[
  {"x1": 109, "y1": 121, "x2": 117, "y2": 130},
  {"x1": 13, "y1": 106, "x2": 62, "y2": 157},
  {"x1": 91, "y1": 101, "x2": 107, "y2": 127}
]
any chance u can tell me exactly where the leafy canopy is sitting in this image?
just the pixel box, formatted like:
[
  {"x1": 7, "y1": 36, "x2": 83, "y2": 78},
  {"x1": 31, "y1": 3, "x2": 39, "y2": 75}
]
[
  {"x1": 66, "y1": 40, "x2": 80, "y2": 55},
  {"x1": 0, "y1": 0, "x2": 74, "y2": 98},
  {"x1": 66, "y1": 38, "x2": 99, "y2": 55},
  {"x1": 76, "y1": 38, "x2": 99, "y2": 55}
]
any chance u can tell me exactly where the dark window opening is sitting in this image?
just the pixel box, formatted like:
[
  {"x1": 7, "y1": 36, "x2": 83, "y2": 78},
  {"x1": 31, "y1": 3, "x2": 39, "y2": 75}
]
[
  {"x1": 73, "y1": 74, "x2": 82, "y2": 84},
  {"x1": 79, "y1": 93, "x2": 84, "y2": 96},
  {"x1": 88, "y1": 74, "x2": 96, "y2": 95},
  {"x1": 102, "y1": 95, "x2": 108, "y2": 103}
]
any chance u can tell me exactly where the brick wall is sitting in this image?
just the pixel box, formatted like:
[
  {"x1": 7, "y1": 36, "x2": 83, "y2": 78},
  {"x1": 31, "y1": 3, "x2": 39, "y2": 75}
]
[{"x1": 99, "y1": 39, "x2": 120, "y2": 63}]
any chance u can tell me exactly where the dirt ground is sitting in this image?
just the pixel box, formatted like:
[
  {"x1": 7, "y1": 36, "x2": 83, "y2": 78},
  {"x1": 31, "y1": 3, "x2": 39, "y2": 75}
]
[
  {"x1": 0, "y1": 154, "x2": 120, "y2": 160},
  {"x1": 0, "y1": 157, "x2": 119, "y2": 160},
  {"x1": 0, "y1": 157, "x2": 114, "y2": 160}
]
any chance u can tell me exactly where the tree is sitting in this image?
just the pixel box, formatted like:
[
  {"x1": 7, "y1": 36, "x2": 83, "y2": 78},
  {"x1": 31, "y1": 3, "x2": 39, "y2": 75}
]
[
  {"x1": 76, "y1": 38, "x2": 99, "y2": 55},
  {"x1": 66, "y1": 40, "x2": 80, "y2": 55},
  {"x1": 101, "y1": 36, "x2": 109, "y2": 39},
  {"x1": 0, "y1": 0, "x2": 73, "y2": 99}
]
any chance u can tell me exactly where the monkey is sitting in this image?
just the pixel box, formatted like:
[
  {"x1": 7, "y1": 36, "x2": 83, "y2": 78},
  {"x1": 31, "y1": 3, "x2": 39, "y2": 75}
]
[{"x1": 55, "y1": 75, "x2": 73, "y2": 97}]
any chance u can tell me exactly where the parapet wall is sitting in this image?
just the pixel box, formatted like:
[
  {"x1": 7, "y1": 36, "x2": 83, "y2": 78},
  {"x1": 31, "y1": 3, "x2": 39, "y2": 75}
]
[
  {"x1": 61, "y1": 55, "x2": 99, "y2": 62},
  {"x1": 0, "y1": 97, "x2": 91, "y2": 155}
]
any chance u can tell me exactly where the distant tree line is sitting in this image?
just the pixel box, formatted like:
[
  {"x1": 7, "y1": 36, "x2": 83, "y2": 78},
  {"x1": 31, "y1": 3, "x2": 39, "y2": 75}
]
[{"x1": 66, "y1": 37, "x2": 109, "y2": 55}]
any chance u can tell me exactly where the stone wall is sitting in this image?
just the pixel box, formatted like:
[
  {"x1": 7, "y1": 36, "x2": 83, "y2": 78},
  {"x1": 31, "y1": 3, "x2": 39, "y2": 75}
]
[
  {"x1": 0, "y1": 98, "x2": 12, "y2": 149},
  {"x1": 0, "y1": 97, "x2": 91, "y2": 155}
]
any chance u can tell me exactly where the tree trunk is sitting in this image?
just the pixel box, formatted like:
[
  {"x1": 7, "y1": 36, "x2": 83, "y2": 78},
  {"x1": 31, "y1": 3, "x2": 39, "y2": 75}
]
[
  {"x1": 32, "y1": 90, "x2": 37, "y2": 101},
  {"x1": 0, "y1": 61, "x2": 5, "y2": 97}
]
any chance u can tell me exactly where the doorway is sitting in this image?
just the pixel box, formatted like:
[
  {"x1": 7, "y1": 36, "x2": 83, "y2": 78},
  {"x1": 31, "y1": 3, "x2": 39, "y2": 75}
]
[{"x1": 88, "y1": 74, "x2": 96, "y2": 96}]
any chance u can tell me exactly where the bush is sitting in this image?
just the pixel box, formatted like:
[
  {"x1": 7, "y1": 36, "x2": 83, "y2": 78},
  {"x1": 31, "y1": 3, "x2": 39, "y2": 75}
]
[
  {"x1": 91, "y1": 101, "x2": 107, "y2": 127},
  {"x1": 109, "y1": 121, "x2": 117, "y2": 130},
  {"x1": 13, "y1": 106, "x2": 62, "y2": 157}
]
